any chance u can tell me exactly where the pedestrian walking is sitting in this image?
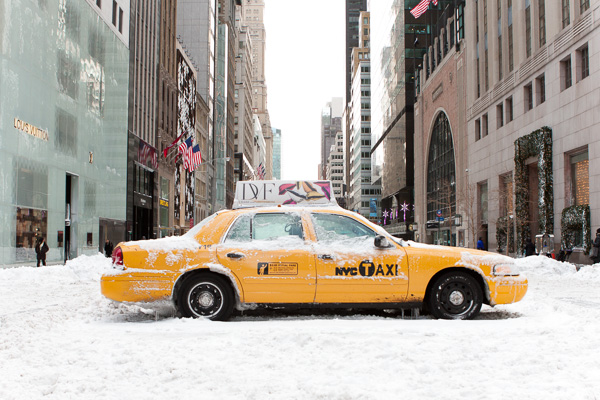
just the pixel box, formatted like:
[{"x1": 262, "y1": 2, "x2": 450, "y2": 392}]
[
  {"x1": 104, "y1": 239, "x2": 114, "y2": 258},
  {"x1": 477, "y1": 237, "x2": 485, "y2": 251},
  {"x1": 35, "y1": 237, "x2": 49, "y2": 267},
  {"x1": 525, "y1": 238, "x2": 536, "y2": 257},
  {"x1": 591, "y1": 229, "x2": 600, "y2": 264}
]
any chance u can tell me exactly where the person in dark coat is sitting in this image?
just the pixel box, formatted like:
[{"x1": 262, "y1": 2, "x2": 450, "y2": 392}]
[
  {"x1": 104, "y1": 240, "x2": 114, "y2": 258},
  {"x1": 525, "y1": 238, "x2": 536, "y2": 257},
  {"x1": 591, "y1": 229, "x2": 600, "y2": 264},
  {"x1": 477, "y1": 237, "x2": 485, "y2": 250},
  {"x1": 35, "y1": 237, "x2": 49, "y2": 267}
]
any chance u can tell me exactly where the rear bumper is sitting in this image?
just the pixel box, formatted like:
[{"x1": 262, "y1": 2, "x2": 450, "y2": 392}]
[
  {"x1": 101, "y1": 273, "x2": 175, "y2": 303},
  {"x1": 488, "y1": 275, "x2": 528, "y2": 305}
]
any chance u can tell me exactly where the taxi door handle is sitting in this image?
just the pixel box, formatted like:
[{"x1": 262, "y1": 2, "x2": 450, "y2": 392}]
[
  {"x1": 318, "y1": 254, "x2": 335, "y2": 261},
  {"x1": 226, "y1": 252, "x2": 245, "y2": 259}
]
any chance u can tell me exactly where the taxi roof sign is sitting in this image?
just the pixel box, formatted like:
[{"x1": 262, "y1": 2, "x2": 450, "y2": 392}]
[{"x1": 232, "y1": 180, "x2": 339, "y2": 209}]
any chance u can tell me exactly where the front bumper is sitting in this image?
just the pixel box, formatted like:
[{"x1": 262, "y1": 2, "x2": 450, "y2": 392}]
[{"x1": 488, "y1": 275, "x2": 528, "y2": 305}]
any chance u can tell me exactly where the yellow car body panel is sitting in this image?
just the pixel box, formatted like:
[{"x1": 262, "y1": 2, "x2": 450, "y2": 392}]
[{"x1": 101, "y1": 206, "x2": 527, "y2": 312}]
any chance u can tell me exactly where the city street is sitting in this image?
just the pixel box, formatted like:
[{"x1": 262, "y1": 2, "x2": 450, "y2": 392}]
[{"x1": 1, "y1": 254, "x2": 599, "y2": 399}]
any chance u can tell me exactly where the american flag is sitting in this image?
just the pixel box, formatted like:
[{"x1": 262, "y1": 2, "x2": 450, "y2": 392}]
[
  {"x1": 410, "y1": 0, "x2": 437, "y2": 19},
  {"x1": 178, "y1": 137, "x2": 193, "y2": 168},
  {"x1": 257, "y1": 163, "x2": 266, "y2": 180},
  {"x1": 187, "y1": 145, "x2": 202, "y2": 172},
  {"x1": 138, "y1": 140, "x2": 158, "y2": 169}
]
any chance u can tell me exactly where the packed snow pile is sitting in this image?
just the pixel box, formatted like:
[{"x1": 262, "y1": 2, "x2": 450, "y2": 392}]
[{"x1": 1, "y1": 253, "x2": 599, "y2": 399}]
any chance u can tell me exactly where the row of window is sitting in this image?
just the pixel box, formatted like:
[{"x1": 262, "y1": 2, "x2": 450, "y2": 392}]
[
  {"x1": 477, "y1": 0, "x2": 590, "y2": 99},
  {"x1": 475, "y1": 43, "x2": 590, "y2": 141},
  {"x1": 96, "y1": 1, "x2": 124, "y2": 34}
]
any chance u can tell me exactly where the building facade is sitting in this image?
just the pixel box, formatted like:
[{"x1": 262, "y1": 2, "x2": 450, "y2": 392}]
[
  {"x1": 242, "y1": 0, "x2": 272, "y2": 179},
  {"x1": 128, "y1": 0, "x2": 160, "y2": 241},
  {"x1": 464, "y1": 0, "x2": 599, "y2": 258},
  {"x1": 370, "y1": 0, "x2": 456, "y2": 238},
  {"x1": 0, "y1": 0, "x2": 130, "y2": 265},
  {"x1": 156, "y1": 0, "x2": 178, "y2": 238},
  {"x1": 348, "y1": 12, "x2": 381, "y2": 224},
  {"x1": 326, "y1": 132, "x2": 346, "y2": 204},
  {"x1": 414, "y1": 1, "x2": 599, "y2": 263}
]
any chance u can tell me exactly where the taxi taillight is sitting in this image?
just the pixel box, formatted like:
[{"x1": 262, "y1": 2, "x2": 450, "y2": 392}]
[{"x1": 111, "y1": 247, "x2": 123, "y2": 266}]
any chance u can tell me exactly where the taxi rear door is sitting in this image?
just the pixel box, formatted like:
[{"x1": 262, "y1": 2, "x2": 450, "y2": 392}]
[
  {"x1": 309, "y1": 212, "x2": 409, "y2": 303},
  {"x1": 215, "y1": 211, "x2": 316, "y2": 303}
]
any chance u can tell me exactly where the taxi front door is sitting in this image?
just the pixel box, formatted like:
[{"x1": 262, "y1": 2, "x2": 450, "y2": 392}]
[
  {"x1": 309, "y1": 212, "x2": 409, "y2": 304},
  {"x1": 216, "y1": 212, "x2": 316, "y2": 303}
]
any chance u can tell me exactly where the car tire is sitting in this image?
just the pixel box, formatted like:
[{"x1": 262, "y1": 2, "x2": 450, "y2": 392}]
[
  {"x1": 178, "y1": 274, "x2": 234, "y2": 321},
  {"x1": 427, "y1": 272, "x2": 483, "y2": 320}
]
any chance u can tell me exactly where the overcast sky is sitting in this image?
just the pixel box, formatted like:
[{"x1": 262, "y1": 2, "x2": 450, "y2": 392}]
[{"x1": 264, "y1": 0, "x2": 345, "y2": 180}]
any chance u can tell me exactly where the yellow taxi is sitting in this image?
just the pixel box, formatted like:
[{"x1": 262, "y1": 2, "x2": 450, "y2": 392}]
[{"x1": 101, "y1": 180, "x2": 527, "y2": 320}]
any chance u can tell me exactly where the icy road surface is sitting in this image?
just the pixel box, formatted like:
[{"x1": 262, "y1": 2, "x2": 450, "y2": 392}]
[{"x1": 1, "y1": 254, "x2": 599, "y2": 399}]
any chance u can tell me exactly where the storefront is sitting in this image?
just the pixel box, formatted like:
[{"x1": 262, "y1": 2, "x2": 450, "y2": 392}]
[{"x1": 0, "y1": 1, "x2": 129, "y2": 265}]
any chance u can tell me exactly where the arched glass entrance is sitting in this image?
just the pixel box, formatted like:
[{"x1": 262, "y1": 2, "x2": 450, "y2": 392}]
[{"x1": 426, "y1": 112, "x2": 456, "y2": 245}]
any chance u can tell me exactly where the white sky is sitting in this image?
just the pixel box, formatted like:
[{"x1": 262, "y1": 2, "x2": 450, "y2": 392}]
[{"x1": 264, "y1": 0, "x2": 346, "y2": 180}]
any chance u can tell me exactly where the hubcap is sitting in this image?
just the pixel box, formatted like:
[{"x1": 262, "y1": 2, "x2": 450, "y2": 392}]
[
  {"x1": 449, "y1": 290, "x2": 465, "y2": 306},
  {"x1": 439, "y1": 280, "x2": 474, "y2": 317},
  {"x1": 198, "y1": 292, "x2": 215, "y2": 307},
  {"x1": 188, "y1": 282, "x2": 223, "y2": 317}
]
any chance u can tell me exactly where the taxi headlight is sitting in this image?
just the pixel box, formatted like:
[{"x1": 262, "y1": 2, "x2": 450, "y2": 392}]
[{"x1": 493, "y1": 263, "x2": 520, "y2": 276}]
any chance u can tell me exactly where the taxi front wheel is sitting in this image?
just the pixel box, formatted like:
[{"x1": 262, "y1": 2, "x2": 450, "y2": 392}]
[
  {"x1": 427, "y1": 272, "x2": 483, "y2": 320},
  {"x1": 178, "y1": 274, "x2": 234, "y2": 321}
]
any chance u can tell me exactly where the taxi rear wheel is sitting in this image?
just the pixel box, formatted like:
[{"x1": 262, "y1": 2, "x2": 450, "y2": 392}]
[
  {"x1": 178, "y1": 274, "x2": 234, "y2": 321},
  {"x1": 427, "y1": 272, "x2": 483, "y2": 320}
]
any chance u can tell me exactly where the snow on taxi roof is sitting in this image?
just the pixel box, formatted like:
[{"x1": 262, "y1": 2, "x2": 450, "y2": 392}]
[{"x1": 232, "y1": 180, "x2": 339, "y2": 209}]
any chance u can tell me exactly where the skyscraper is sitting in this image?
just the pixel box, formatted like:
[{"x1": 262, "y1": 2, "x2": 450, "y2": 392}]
[
  {"x1": 272, "y1": 128, "x2": 282, "y2": 179},
  {"x1": 320, "y1": 98, "x2": 343, "y2": 180}
]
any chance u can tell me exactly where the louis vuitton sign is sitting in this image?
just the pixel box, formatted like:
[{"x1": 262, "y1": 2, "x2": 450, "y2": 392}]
[{"x1": 14, "y1": 118, "x2": 49, "y2": 141}]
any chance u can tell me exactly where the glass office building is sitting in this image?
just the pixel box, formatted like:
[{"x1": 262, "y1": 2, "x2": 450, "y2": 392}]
[{"x1": 0, "y1": 0, "x2": 129, "y2": 265}]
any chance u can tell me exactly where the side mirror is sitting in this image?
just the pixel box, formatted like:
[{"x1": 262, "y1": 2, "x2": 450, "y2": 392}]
[{"x1": 374, "y1": 235, "x2": 392, "y2": 249}]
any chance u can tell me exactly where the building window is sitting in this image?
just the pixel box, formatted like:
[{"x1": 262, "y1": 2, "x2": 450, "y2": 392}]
[
  {"x1": 525, "y1": 0, "x2": 532, "y2": 58},
  {"x1": 475, "y1": 118, "x2": 481, "y2": 141},
  {"x1": 118, "y1": 7, "x2": 123, "y2": 33},
  {"x1": 96, "y1": 0, "x2": 102, "y2": 8},
  {"x1": 478, "y1": 181, "x2": 489, "y2": 224},
  {"x1": 482, "y1": 113, "x2": 488, "y2": 137},
  {"x1": 561, "y1": 56, "x2": 573, "y2": 90},
  {"x1": 505, "y1": 96, "x2": 514, "y2": 122},
  {"x1": 580, "y1": 0, "x2": 590, "y2": 13},
  {"x1": 569, "y1": 151, "x2": 589, "y2": 206},
  {"x1": 524, "y1": 82, "x2": 533, "y2": 111},
  {"x1": 112, "y1": 0, "x2": 117, "y2": 26},
  {"x1": 536, "y1": 74, "x2": 545, "y2": 104},
  {"x1": 562, "y1": 0, "x2": 570, "y2": 28},
  {"x1": 508, "y1": 0, "x2": 514, "y2": 71},
  {"x1": 538, "y1": 0, "x2": 546, "y2": 47},
  {"x1": 497, "y1": 103, "x2": 504, "y2": 128},
  {"x1": 498, "y1": 0, "x2": 503, "y2": 81},
  {"x1": 578, "y1": 45, "x2": 589, "y2": 81}
]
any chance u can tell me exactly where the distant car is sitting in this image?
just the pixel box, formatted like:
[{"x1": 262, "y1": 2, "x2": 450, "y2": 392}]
[{"x1": 101, "y1": 180, "x2": 527, "y2": 320}]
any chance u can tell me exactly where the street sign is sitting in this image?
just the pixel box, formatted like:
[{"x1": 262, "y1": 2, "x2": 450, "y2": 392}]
[{"x1": 436, "y1": 209, "x2": 442, "y2": 217}]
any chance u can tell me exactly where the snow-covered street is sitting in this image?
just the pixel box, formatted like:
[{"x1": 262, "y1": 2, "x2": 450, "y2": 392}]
[{"x1": 1, "y1": 254, "x2": 599, "y2": 399}]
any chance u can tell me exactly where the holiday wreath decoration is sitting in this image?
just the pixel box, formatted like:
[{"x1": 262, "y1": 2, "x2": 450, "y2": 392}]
[
  {"x1": 514, "y1": 127, "x2": 553, "y2": 254},
  {"x1": 561, "y1": 205, "x2": 591, "y2": 254},
  {"x1": 496, "y1": 216, "x2": 516, "y2": 253}
]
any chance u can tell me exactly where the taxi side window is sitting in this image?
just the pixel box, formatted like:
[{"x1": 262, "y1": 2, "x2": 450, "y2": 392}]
[
  {"x1": 225, "y1": 213, "x2": 303, "y2": 242},
  {"x1": 311, "y1": 213, "x2": 376, "y2": 242},
  {"x1": 253, "y1": 213, "x2": 303, "y2": 240},
  {"x1": 225, "y1": 214, "x2": 251, "y2": 242}
]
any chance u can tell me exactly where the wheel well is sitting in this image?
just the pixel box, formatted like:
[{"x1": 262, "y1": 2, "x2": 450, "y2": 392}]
[
  {"x1": 423, "y1": 267, "x2": 490, "y2": 311},
  {"x1": 172, "y1": 268, "x2": 239, "y2": 309}
]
